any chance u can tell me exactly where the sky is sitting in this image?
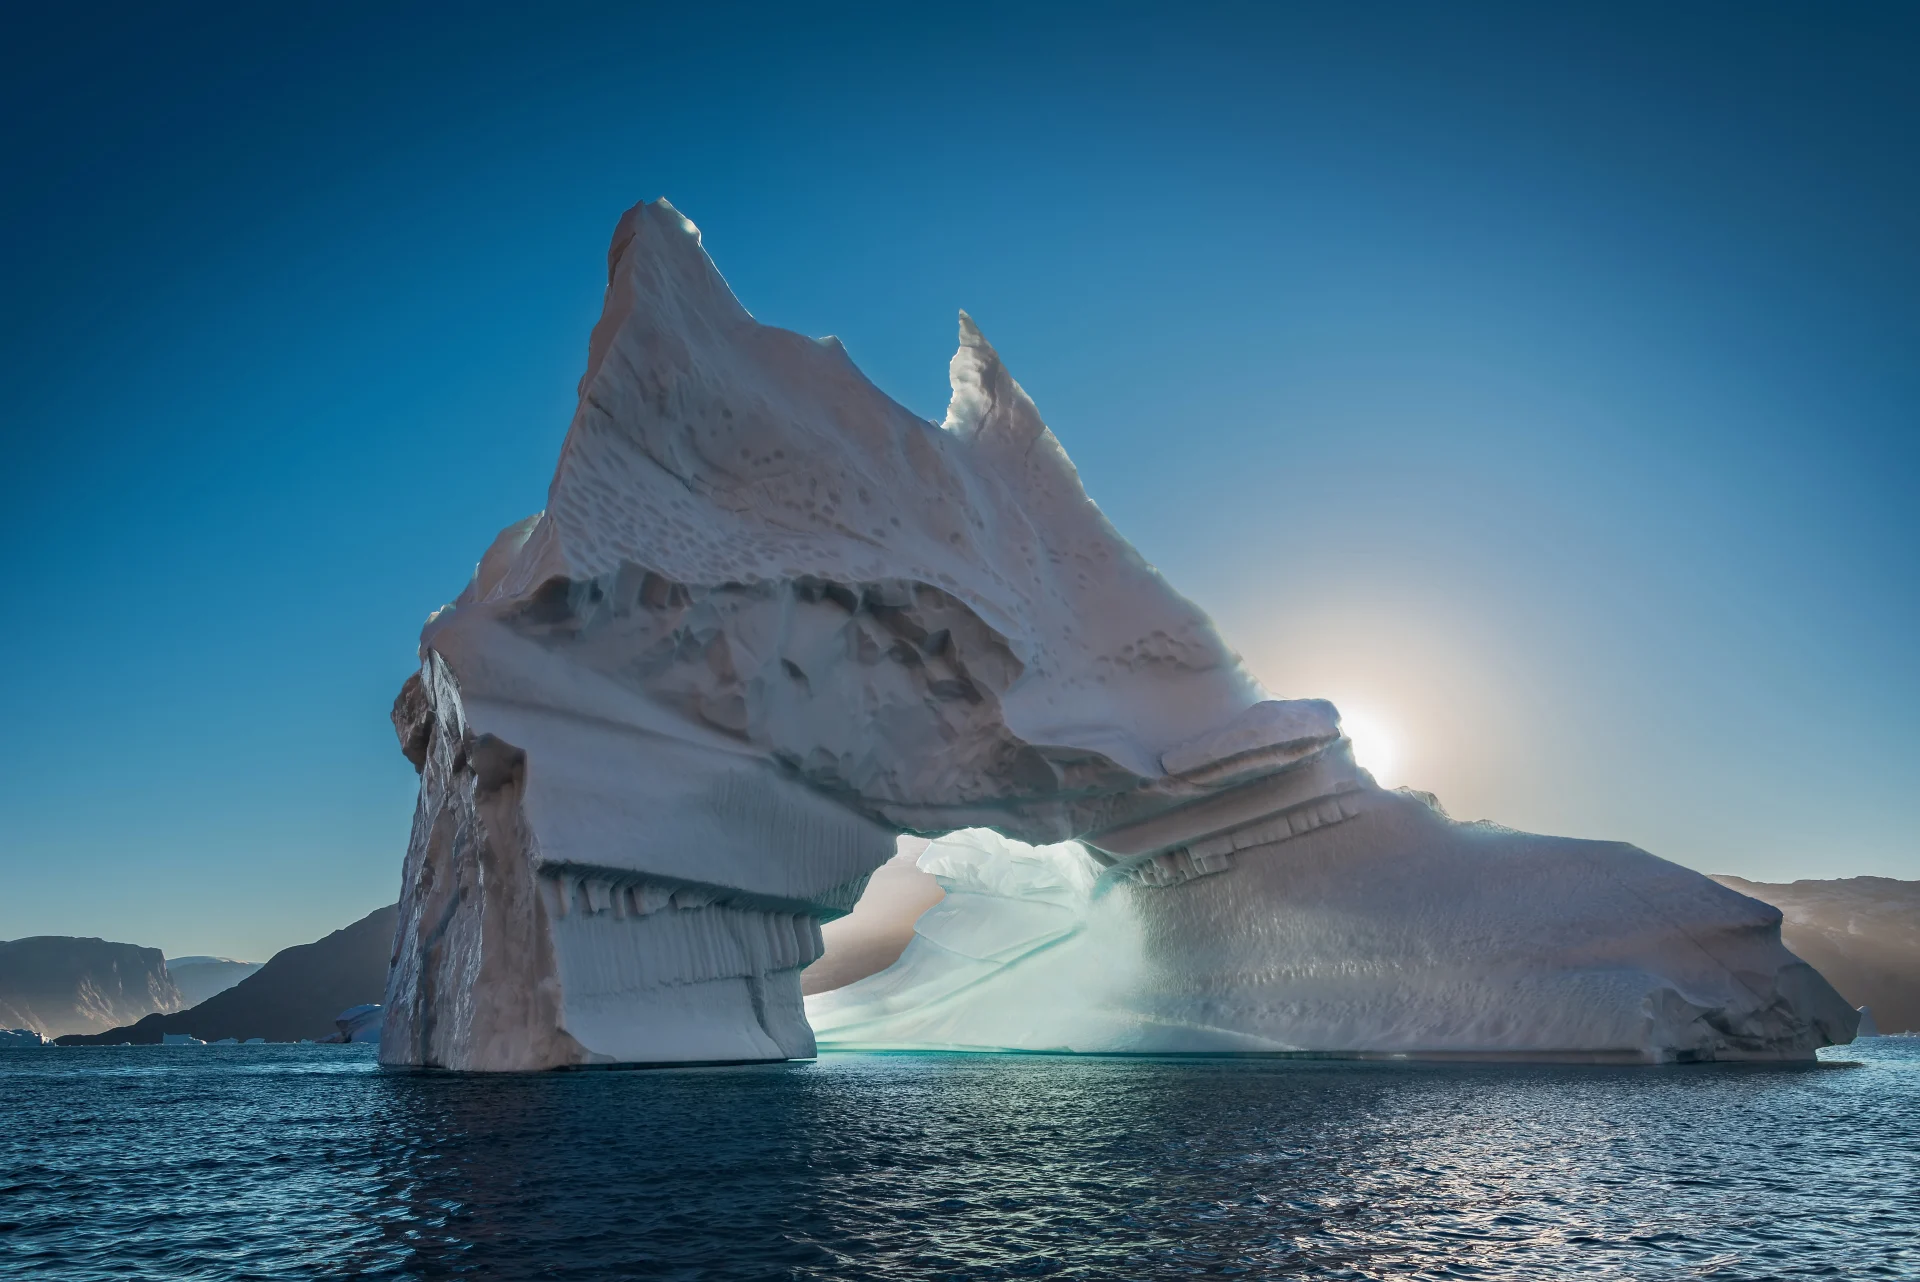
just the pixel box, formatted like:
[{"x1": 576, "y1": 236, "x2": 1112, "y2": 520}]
[{"x1": 2, "y1": 3, "x2": 1915, "y2": 961}]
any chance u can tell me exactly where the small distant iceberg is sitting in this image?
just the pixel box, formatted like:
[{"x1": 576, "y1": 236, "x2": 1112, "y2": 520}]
[
  {"x1": 324, "y1": 1004, "x2": 382, "y2": 1044},
  {"x1": 0, "y1": 1028, "x2": 48, "y2": 1048},
  {"x1": 162, "y1": 1033, "x2": 206, "y2": 1046}
]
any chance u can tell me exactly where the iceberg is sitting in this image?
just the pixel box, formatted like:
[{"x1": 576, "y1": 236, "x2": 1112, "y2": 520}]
[
  {"x1": 161, "y1": 1033, "x2": 205, "y2": 1046},
  {"x1": 332, "y1": 1004, "x2": 383, "y2": 1044},
  {"x1": 810, "y1": 817, "x2": 1857, "y2": 1062},
  {"x1": 0, "y1": 1027, "x2": 47, "y2": 1048},
  {"x1": 384, "y1": 198, "x2": 1855, "y2": 1070}
]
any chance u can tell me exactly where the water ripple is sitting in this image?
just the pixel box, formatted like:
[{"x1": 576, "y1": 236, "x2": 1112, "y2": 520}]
[{"x1": 2, "y1": 1041, "x2": 1916, "y2": 1279}]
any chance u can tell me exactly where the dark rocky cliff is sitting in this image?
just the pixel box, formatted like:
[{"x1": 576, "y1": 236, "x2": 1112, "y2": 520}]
[
  {"x1": 1713, "y1": 876, "x2": 1920, "y2": 1033},
  {"x1": 0, "y1": 937, "x2": 182, "y2": 1037},
  {"x1": 58, "y1": 906, "x2": 396, "y2": 1045}
]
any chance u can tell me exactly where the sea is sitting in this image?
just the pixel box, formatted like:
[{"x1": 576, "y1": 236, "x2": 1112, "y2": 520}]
[{"x1": 2, "y1": 1039, "x2": 1915, "y2": 1280}]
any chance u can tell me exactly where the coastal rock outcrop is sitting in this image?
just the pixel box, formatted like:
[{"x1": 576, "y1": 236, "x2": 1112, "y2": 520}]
[{"x1": 384, "y1": 198, "x2": 1856, "y2": 1069}]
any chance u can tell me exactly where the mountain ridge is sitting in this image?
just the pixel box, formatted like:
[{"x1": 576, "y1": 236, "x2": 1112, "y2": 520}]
[
  {"x1": 0, "y1": 936, "x2": 182, "y2": 1038},
  {"x1": 57, "y1": 906, "x2": 396, "y2": 1045},
  {"x1": 1711, "y1": 875, "x2": 1920, "y2": 1032}
]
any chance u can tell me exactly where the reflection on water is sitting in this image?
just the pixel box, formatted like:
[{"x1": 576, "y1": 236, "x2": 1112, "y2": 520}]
[{"x1": 3, "y1": 1041, "x2": 1916, "y2": 1279}]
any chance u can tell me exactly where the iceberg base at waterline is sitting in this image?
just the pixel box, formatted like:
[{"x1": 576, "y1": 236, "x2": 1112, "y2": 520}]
[{"x1": 807, "y1": 791, "x2": 1858, "y2": 1064}]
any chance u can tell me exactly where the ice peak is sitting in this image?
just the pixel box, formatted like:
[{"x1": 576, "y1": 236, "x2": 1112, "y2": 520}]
[
  {"x1": 956, "y1": 308, "x2": 988, "y2": 349},
  {"x1": 651, "y1": 196, "x2": 702, "y2": 243},
  {"x1": 942, "y1": 310, "x2": 1016, "y2": 440},
  {"x1": 940, "y1": 309, "x2": 1085, "y2": 506},
  {"x1": 601, "y1": 197, "x2": 724, "y2": 293}
]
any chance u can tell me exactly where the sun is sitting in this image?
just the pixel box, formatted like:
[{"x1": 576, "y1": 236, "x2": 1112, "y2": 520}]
[{"x1": 1337, "y1": 708, "x2": 1400, "y2": 787}]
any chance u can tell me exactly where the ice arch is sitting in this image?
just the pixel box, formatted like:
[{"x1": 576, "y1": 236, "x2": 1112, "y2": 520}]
[
  {"x1": 808, "y1": 821, "x2": 1858, "y2": 1062},
  {"x1": 381, "y1": 200, "x2": 1854, "y2": 1070}
]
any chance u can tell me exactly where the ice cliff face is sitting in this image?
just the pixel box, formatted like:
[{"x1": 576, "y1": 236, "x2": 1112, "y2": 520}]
[{"x1": 385, "y1": 198, "x2": 1855, "y2": 1069}]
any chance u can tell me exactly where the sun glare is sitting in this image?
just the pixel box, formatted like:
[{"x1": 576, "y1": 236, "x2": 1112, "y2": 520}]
[{"x1": 1338, "y1": 708, "x2": 1400, "y2": 786}]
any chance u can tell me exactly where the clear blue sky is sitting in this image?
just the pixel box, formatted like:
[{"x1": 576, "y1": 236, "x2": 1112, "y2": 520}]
[{"x1": 3, "y1": 3, "x2": 1915, "y2": 960}]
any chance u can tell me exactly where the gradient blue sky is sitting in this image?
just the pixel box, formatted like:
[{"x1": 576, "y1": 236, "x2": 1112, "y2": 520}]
[{"x1": 3, "y1": 3, "x2": 1915, "y2": 960}]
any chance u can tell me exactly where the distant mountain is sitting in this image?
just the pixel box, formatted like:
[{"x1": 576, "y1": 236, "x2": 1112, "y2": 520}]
[
  {"x1": 166, "y1": 956, "x2": 265, "y2": 1006},
  {"x1": 58, "y1": 906, "x2": 397, "y2": 1045},
  {"x1": 0, "y1": 937, "x2": 182, "y2": 1037},
  {"x1": 1713, "y1": 876, "x2": 1920, "y2": 1033}
]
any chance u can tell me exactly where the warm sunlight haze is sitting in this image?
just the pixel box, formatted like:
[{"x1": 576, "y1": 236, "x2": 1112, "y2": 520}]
[{"x1": 1337, "y1": 707, "x2": 1401, "y2": 788}]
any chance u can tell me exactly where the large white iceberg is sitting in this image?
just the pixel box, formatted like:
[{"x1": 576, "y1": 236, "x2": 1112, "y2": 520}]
[{"x1": 383, "y1": 198, "x2": 1855, "y2": 1069}]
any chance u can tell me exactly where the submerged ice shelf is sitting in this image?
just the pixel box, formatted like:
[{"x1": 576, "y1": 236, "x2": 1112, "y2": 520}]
[{"x1": 383, "y1": 197, "x2": 1856, "y2": 1070}]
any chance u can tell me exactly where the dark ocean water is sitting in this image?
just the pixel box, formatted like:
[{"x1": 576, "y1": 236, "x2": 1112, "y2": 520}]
[{"x1": 1, "y1": 1041, "x2": 1915, "y2": 1280}]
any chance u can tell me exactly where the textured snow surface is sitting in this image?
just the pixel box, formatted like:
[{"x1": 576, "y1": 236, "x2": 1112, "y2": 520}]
[
  {"x1": 384, "y1": 197, "x2": 1855, "y2": 1069},
  {"x1": 811, "y1": 811, "x2": 1859, "y2": 1062}
]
